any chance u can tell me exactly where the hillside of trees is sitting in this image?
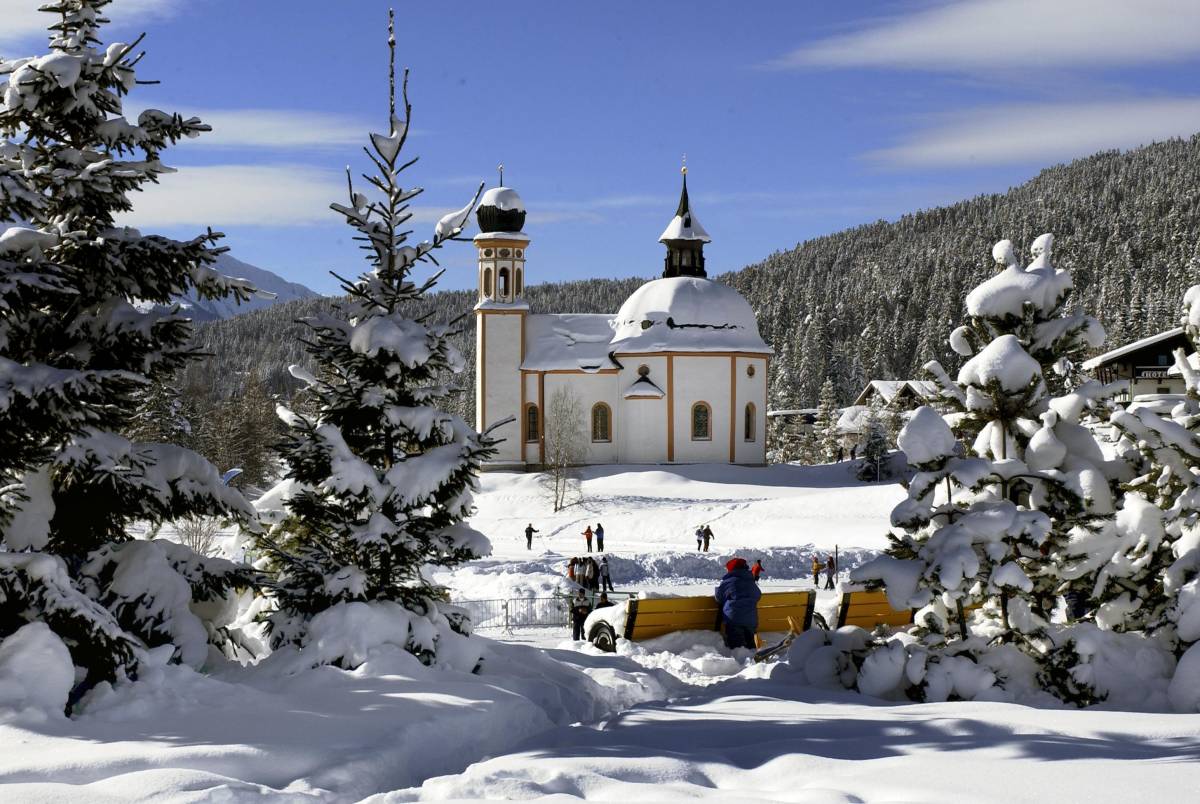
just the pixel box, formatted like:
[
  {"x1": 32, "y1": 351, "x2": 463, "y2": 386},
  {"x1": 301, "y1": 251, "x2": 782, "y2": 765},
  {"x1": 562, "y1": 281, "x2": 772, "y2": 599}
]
[{"x1": 178, "y1": 134, "x2": 1200, "y2": 472}]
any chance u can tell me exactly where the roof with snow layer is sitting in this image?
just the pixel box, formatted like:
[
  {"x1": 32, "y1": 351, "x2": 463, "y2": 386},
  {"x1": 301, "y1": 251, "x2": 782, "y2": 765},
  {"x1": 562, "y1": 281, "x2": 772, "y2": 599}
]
[
  {"x1": 521, "y1": 314, "x2": 618, "y2": 372},
  {"x1": 1082, "y1": 327, "x2": 1187, "y2": 371}
]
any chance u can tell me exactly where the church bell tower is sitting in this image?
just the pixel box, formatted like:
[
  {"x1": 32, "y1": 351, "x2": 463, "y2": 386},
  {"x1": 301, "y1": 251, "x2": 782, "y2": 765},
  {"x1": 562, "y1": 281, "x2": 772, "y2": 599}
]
[
  {"x1": 659, "y1": 163, "x2": 710, "y2": 278},
  {"x1": 473, "y1": 178, "x2": 530, "y2": 468}
]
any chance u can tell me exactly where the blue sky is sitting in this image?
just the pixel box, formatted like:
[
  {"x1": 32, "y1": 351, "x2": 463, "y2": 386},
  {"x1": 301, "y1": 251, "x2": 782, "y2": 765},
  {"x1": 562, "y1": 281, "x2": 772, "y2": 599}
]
[{"x1": 5, "y1": 0, "x2": 1200, "y2": 294}]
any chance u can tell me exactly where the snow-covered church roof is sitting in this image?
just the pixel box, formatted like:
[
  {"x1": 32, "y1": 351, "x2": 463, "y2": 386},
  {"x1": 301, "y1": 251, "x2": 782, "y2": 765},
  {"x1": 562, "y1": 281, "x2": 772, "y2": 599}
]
[
  {"x1": 608, "y1": 276, "x2": 770, "y2": 355},
  {"x1": 658, "y1": 174, "x2": 710, "y2": 243},
  {"x1": 521, "y1": 314, "x2": 618, "y2": 372}
]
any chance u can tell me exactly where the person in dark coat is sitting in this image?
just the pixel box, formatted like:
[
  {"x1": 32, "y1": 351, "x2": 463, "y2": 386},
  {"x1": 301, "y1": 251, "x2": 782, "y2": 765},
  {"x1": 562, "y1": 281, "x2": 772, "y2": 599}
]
[
  {"x1": 570, "y1": 590, "x2": 591, "y2": 641},
  {"x1": 715, "y1": 557, "x2": 761, "y2": 650},
  {"x1": 751, "y1": 559, "x2": 766, "y2": 582},
  {"x1": 695, "y1": 527, "x2": 704, "y2": 551},
  {"x1": 702, "y1": 525, "x2": 714, "y2": 552},
  {"x1": 595, "y1": 592, "x2": 613, "y2": 609},
  {"x1": 595, "y1": 522, "x2": 605, "y2": 552},
  {"x1": 824, "y1": 554, "x2": 837, "y2": 590},
  {"x1": 524, "y1": 523, "x2": 539, "y2": 550},
  {"x1": 582, "y1": 526, "x2": 593, "y2": 553},
  {"x1": 599, "y1": 556, "x2": 615, "y2": 592}
]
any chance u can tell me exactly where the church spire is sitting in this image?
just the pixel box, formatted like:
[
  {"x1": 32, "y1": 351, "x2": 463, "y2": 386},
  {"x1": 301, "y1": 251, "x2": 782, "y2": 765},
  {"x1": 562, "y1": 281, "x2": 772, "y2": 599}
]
[{"x1": 659, "y1": 161, "x2": 710, "y2": 279}]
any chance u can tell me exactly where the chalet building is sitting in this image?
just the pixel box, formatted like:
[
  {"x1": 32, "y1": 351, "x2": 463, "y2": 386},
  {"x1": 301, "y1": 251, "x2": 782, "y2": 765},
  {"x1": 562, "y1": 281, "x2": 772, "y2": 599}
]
[
  {"x1": 1081, "y1": 328, "x2": 1190, "y2": 403},
  {"x1": 835, "y1": 379, "x2": 941, "y2": 447},
  {"x1": 474, "y1": 168, "x2": 771, "y2": 469}
]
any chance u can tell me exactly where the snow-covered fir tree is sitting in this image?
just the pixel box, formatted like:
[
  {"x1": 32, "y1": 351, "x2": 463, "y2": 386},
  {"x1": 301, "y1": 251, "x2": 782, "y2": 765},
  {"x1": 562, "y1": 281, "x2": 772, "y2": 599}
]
[
  {"x1": 854, "y1": 234, "x2": 1122, "y2": 705},
  {"x1": 0, "y1": 0, "x2": 261, "y2": 702},
  {"x1": 856, "y1": 396, "x2": 890, "y2": 481},
  {"x1": 812, "y1": 378, "x2": 841, "y2": 463},
  {"x1": 254, "y1": 14, "x2": 493, "y2": 666}
]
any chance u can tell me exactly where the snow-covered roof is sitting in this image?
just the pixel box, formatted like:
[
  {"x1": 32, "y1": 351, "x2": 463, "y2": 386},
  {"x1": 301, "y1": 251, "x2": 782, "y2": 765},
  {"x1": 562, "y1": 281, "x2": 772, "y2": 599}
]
[
  {"x1": 473, "y1": 231, "x2": 530, "y2": 243},
  {"x1": 474, "y1": 298, "x2": 530, "y2": 312},
  {"x1": 478, "y1": 186, "x2": 524, "y2": 213},
  {"x1": 767, "y1": 408, "x2": 818, "y2": 417},
  {"x1": 1082, "y1": 327, "x2": 1184, "y2": 371},
  {"x1": 623, "y1": 375, "x2": 665, "y2": 399},
  {"x1": 658, "y1": 176, "x2": 710, "y2": 243},
  {"x1": 853, "y1": 379, "x2": 940, "y2": 406},
  {"x1": 521, "y1": 314, "x2": 617, "y2": 372},
  {"x1": 659, "y1": 212, "x2": 710, "y2": 243},
  {"x1": 608, "y1": 276, "x2": 771, "y2": 355}
]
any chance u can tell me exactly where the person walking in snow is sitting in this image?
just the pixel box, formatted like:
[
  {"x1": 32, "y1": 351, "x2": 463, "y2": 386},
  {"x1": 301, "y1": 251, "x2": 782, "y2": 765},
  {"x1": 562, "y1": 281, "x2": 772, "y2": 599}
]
[
  {"x1": 595, "y1": 522, "x2": 605, "y2": 552},
  {"x1": 695, "y1": 526, "x2": 705, "y2": 551},
  {"x1": 824, "y1": 554, "x2": 836, "y2": 590},
  {"x1": 751, "y1": 559, "x2": 766, "y2": 582},
  {"x1": 599, "y1": 556, "x2": 615, "y2": 592},
  {"x1": 567, "y1": 557, "x2": 577, "y2": 582},
  {"x1": 702, "y1": 525, "x2": 714, "y2": 552},
  {"x1": 570, "y1": 590, "x2": 591, "y2": 641},
  {"x1": 715, "y1": 558, "x2": 761, "y2": 650},
  {"x1": 582, "y1": 525, "x2": 593, "y2": 553},
  {"x1": 811, "y1": 556, "x2": 822, "y2": 586},
  {"x1": 524, "y1": 523, "x2": 539, "y2": 550}
]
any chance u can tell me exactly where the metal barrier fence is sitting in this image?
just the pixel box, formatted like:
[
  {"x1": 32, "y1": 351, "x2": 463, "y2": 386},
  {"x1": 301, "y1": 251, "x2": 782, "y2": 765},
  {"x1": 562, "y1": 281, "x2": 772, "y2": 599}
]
[
  {"x1": 456, "y1": 596, "x2": 570, "y2": 631},
  {"x1": 456, "y1": 593, "x2": 636, "y2": 631}
]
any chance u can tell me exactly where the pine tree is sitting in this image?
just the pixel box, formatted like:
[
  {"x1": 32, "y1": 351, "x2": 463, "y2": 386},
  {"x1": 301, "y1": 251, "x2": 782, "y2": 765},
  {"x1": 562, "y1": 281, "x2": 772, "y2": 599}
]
[
  {"x1": 854, "y1": 234, "x2": 1120, "y2": 705},
  {"x1": 255, "y1": 14, "x2": 492, "y2": 665},
  {"x1": 812, "y1": 379, "x2": 841, "y2": 463},
  {"x1": 0, "y1": 1, "x2": 259, "y2": 700},
  {"x1": 857, "y1": 395, "x2": 889, "y2": 480}
]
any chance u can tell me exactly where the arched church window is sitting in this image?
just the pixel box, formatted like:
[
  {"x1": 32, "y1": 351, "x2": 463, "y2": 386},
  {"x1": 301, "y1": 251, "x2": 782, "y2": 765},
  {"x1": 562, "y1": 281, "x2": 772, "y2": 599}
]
[
  {"x1": 591, "y1": 403, "x2": 611, "y2": 443},
  {"x1": 483, "y1": 267, "x2": 493, "y2": 297},
  {"x1": 744, "y1": 403, "x2": 756, "y2": 442},
  {"x1": 524, "y1": 404, "x2": 539, "y2": 443},
  {"x1": 499, "y1": 267, "x2": 510, "y2": 297},
  {"x1": 515, "y1": 268, "x2": 523, "y2": 295},
  {"x1": 691, "y1": 402, "x2": 711, "y2": 441}
]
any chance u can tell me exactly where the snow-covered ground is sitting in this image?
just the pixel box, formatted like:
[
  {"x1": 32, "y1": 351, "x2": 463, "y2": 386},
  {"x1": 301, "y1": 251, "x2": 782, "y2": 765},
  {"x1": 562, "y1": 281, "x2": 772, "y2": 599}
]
[
  {"x1": 440, "y1": 462, "x2": 904, "y2": 603},
  {"x1": 5, "y1": 463, "x2": 1200, "y2": 802}
]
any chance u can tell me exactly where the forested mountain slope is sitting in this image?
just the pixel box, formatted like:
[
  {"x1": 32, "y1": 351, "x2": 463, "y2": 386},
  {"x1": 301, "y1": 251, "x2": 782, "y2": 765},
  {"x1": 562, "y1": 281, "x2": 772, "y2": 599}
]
[{"x1": 188, "y1": 134, "x2": 1200, "y2": 419}]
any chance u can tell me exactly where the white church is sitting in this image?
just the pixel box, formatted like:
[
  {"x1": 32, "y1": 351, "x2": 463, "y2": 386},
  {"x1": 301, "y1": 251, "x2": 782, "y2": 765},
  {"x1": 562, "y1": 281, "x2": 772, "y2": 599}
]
[{"x1": 473, "y1": 169, "x2": 771, "y2": 469}]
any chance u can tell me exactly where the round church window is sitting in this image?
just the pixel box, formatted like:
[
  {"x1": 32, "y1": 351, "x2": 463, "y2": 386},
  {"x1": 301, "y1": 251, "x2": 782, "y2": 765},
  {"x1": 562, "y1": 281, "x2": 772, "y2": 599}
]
[
  {"x1": 483, "y1": 249, "x2": 493, "y2": 257},
  {"x1": 499, "y1": 248, "x2": 511, "y2": 258},
  {"x1": 637, "y1": 365, "x2": 650, "y2": 377},
  {"x1": 746, "y1": 365, "x2": 756, "y2": 378},
  {"x1": 515, "y1": 249, "x2": 523, "y2": 258}
]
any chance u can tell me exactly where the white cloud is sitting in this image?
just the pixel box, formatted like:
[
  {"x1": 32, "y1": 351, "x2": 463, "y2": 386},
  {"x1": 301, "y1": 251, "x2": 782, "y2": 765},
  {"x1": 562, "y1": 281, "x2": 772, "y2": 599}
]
[
  {"x1": 0, "y1": 0, "x2": 178, "y2": 53},
  {"x1": 772, "y1": 0, "x2": 1200, "y2": 72},
  {"x1": 119, "y1": 164, "x2": 344, "y2": 227},
  {"x1": 174, "y1": 109, "x2": 369, "y2": 150},
  {"x1": 866, "y1": 97, "x2": 1200, "y2": 166}
]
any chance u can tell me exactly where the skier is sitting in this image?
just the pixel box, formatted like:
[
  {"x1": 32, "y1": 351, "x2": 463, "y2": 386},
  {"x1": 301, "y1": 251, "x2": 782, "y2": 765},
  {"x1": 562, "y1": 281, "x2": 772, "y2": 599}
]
[
  {"x1": 715, "y1": 557, "x2": 761, "y2": 650},
  {"x1": 595, "y1": 522, "x2": 605, "y2": 552},
  {"x1": 751, "y1": 559, "x2": 766, "y2": 582},
  {"x1": 570, "y1": 590, "x2": 591, "y2": 641},
  {"x1": 582, "y1": 525, "x2": 594, "y2": 553},
  {"x1": 702, "y1": 525, "x2": 714, "y2": 552},
  {"x1": 524, "y1": 523, "x2": 539, "y2": 550},
  {"x1": 599, "y1": 556, "x2": 615, "y2": 592},
  {"x1": 824, "y1": 554, "x2": 836, "y2": 590},
  {"x1": 811, "y1": 556, "x2": 822, "y2": 586},
  {"x1": 695, "y1": 526, "x2": 705, "y2": 551}
]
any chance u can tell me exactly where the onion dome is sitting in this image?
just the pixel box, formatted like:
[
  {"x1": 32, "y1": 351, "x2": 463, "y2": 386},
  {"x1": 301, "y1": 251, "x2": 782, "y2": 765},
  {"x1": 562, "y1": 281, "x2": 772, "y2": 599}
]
[{"x1": 475, "y1": 186, "x2": 526, "y2": 233}]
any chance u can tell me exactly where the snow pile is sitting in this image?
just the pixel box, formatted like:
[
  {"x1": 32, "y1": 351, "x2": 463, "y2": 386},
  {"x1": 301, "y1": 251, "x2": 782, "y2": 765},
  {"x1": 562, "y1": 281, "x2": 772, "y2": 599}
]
[{"x1": 0, "y1": 623, "x2": 73, "y2": 722}]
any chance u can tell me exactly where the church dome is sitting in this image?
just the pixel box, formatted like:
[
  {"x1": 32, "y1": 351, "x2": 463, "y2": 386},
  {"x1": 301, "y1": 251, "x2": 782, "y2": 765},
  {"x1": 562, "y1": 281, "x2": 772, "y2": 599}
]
[
  {"x1": 609, "y1": 276, "x2": 771, "y2": 354},
  {"x1": 475, "y1": 186, "x2": 526, "y2": 233}
]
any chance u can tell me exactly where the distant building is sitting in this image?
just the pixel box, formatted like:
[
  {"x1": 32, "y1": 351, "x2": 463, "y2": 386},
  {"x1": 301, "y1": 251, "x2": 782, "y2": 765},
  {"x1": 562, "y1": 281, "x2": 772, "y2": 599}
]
[
  {"x1": 837, "y1": 379, "x2": 941, "y2": 447},
  {"x1": 1081, "y1": 328, "x2": 1190, "y2": 403},
  {"x1": 474, "y1": 169, "x2": 771, "y2": 469}
]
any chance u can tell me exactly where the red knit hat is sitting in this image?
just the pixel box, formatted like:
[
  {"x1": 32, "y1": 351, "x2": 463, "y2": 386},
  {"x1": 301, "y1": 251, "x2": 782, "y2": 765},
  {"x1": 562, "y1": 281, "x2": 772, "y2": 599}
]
[{"x1": 726, "y1": 557, "x2": 747, "y2": 572}]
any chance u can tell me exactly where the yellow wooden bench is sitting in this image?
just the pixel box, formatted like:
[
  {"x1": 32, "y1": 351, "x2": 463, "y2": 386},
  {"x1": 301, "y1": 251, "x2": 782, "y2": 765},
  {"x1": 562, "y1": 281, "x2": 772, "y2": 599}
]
[
  {"x1": 622, "y1": 590, "x2": 816, "y2": 641},
  {"x1": 835, "y1": 589, "x2": 913, "y2": 630}
]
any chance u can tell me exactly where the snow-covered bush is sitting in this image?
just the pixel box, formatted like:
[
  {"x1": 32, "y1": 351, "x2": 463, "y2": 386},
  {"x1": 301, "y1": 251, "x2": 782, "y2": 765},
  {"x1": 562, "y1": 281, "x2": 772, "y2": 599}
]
[
  {"x1": 0, "y1": 0, "x2": 260, "y2": 703},
  {"x1": 254, "y1": 15, "x2": 494, "y2": 668}
]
